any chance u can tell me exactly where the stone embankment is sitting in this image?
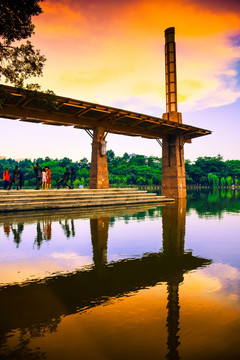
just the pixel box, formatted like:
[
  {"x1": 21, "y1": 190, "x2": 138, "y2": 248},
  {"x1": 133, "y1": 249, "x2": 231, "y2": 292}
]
[{"x1": 0, "y1": 188, "x2": 174, "y2": 212}]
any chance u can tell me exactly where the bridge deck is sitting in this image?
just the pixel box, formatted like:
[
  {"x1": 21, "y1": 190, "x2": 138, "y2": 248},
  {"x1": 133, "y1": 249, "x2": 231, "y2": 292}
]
[{"x1": 0, "y1": 85, "x2": 211, "y2": 140}]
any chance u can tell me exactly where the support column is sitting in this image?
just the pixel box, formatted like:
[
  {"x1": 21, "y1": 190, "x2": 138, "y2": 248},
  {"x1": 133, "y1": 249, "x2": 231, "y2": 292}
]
[
  {"x1": 161, "y1": 27, "x2": 186, "y2": 198},
  {"x1": 161, "y1": 134, "x2": 186, "y2": 198},
  {"x1": 89, "y1": 127, "x2": 109, "y2": 189}
]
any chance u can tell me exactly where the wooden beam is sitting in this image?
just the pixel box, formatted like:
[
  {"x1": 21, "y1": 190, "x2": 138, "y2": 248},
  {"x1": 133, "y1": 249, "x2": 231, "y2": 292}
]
[{"x1": 0, "y1": 85, "x2": 211, "y2": 140}]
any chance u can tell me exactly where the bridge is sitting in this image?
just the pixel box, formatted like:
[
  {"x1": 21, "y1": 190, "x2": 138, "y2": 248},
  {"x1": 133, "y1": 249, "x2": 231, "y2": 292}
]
[{"x1": 0, "y1": 27, "x2": 211, "y2": 198}]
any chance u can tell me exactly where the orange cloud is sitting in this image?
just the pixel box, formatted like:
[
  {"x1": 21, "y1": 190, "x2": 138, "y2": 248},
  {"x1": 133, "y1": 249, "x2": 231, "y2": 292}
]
[
  {"x1": 31, "y1": 0, "x2": 240, "y2": 114},
  {"x1": 34, "y1": 1, "x2": 87, "y2": 38}
]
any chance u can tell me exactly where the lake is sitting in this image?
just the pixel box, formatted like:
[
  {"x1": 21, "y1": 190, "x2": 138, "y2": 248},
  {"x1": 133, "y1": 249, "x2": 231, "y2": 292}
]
[{"x1": 0, "y1": 189, "x2": 240, "y2": 360}]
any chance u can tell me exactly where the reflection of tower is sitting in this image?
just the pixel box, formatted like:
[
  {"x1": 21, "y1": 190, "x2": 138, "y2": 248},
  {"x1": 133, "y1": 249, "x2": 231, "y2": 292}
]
[
  {"x1": 162, "y1": 199, "x2": 186, "y2": 258},
  {"x1": 90, "y1": 217, "x2": 109, "y2": 270},
  {"x1": 166, "y1": 281, "x2": 180, "y2": 360},
  {"x1": 162, "y1": 199, "x2": 186, "y2": 359}
]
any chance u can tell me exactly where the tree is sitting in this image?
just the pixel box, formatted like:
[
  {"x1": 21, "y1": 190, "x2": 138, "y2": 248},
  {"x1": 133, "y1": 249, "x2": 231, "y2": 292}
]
[
  {"x1": 107, "y1": 150, "x2": 115, "y2": 163},
  {"x1": 0, "y1": 0, "x2": 46, "y2": 89},
  {"x1": 226, "y1": 176, "x2": 233, "y2": 186},
  {"x1": 220, "y1": 177, "x2": 226, "y2": 187},
  {"x1": 208, "y1": 173, "x2": 219, "y2": 188}
]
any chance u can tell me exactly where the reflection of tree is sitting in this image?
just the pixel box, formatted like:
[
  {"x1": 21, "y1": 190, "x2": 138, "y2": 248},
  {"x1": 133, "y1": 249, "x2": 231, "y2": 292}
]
[
  {"x1": 59, "y1": 220, "x2": 71, "y2": 238},
  {"x1": 0, "y1": 345, "x2": 46, "y2": 360},
  {"x1": 132, "y1": 211, "x2": 147, "y2": 220},
  {"x1": 109, "y1": 216, "x2": 115, "y2": 227},
  {"x1": 0, "y1": 320, "x2": 62, "y2": 360},
  {"x1": 187, "y1": 190, "x2": 240, "y2": 217},
  {"x1": 34, "y1": 222, "x2": 43, "y2": 249},
  {"x1": 59, "y1": 219, "x2": 75, "y2": 238},
  {"x1": 70, "y1": 219, "x2": 75, "y2": 237},
  {"x1": 11, "y1": 223, "x2": 24, "y2": 248}
]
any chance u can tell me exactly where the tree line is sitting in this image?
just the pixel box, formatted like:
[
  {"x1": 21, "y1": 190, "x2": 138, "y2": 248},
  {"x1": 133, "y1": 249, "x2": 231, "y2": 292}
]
[
  {"x1": 0, "y1": 153, "x2": 240, "y2": 188},
  {"x1": 185, "y1": 154, "x2": 240, "y2": 187}
]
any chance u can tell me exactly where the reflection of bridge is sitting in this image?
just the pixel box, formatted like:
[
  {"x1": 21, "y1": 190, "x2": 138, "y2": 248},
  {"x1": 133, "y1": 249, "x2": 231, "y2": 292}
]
[
  {"x1": 0, "y1": 201, "x2": 211, "y2": 359},
  {"x1": 0, "y1": 28, "x2": 211, "y2": 198}
]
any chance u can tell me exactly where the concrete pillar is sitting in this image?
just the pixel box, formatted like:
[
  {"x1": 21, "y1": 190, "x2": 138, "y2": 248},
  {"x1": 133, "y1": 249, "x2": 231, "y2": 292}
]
[
  {"x1": 161, "y1": 27, "x2": 187, "y2": 198},
  {"x1": 89, "y1": 127, "x2": 109, "y2": 189},
  {"x1": 161, "y1": 134, "x2": 186, "y2": 198}
]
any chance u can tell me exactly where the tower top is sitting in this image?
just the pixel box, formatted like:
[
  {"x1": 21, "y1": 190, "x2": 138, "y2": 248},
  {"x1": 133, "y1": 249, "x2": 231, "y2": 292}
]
[{"x1": 164, "y1": 27, "x2": 175, "y2": 43}]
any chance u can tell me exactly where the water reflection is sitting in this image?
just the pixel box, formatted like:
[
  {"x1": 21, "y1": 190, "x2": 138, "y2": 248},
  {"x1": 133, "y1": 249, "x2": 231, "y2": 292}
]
[
  {"x1": 0, "y1": 201, "x2": 211, "y2": 359},
  {"x1": 2, "y1": 189, "x2": 238, "y2": 251},
  {"x1": 59, "y1": 219, "x2": 75, "y2": 238},
  {"x1": 162, "y1": 200, "x2": 186, "y2": 360},
  {"x1": 187, "y1": 188, "x2": 240, "y2": 217},
  {"x1": 90, "y1": 217, "x2": 109, "y2": 271},
  {"x1": 11, "y1": 223, "x2": 24, "y2": 248},
  {"x1": 2, "y1": 221, "x2": 25, "y2": 246}
]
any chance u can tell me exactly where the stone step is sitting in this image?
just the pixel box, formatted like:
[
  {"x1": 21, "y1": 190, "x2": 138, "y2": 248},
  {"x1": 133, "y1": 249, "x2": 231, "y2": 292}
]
[
  {"x1": 0, "y1": 196, "x2": 172, "y2": 212},
  {"x1": 0, "y1": 190, "x2": 149, "y2": 199},
  {"x1": 0, "y1": 194, "x2": 161, "y2": 206},
  {"x1": 0, "y1": 188, "x2": 174, "y2": 212},
  {"x1": 0, "y1": 193, "x2": 159, "y2": 204},
  {"x1": 0, "y1": 190, "x2": 150, "y2": 199},
  {"x1": 0, "y1": 188, "x2": 139, "y2": 195}
]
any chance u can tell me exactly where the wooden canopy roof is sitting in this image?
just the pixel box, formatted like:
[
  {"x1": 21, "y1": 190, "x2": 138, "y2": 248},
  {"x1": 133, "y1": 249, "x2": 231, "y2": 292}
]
[{"x1": 0, "y1": 85, "x2": 211, "y2": 140}]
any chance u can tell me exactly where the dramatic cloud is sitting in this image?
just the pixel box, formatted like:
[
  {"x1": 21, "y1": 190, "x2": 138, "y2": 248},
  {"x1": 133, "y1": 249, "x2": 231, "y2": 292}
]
[
  {"x1": 30, "y1": 0, "x2": 240, "y2": 114},
  {"x1": 191, "y1": 0, "x2": 240, "y2": 13}
]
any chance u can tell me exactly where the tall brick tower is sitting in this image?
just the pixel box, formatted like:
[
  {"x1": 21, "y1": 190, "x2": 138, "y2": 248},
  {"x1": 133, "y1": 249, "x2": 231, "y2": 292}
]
[{"x1": 161, "y1": 27, "x2": 187, "y2": 198}]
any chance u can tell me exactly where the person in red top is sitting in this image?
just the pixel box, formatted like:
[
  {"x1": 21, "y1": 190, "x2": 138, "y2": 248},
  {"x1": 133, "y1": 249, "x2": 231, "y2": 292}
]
[
  {"x1": 3, "y1": 168, "x2": 10, "y2": 190},
  {"x1": 45, "y1": 166, "x2": 51, "y2": 189}
]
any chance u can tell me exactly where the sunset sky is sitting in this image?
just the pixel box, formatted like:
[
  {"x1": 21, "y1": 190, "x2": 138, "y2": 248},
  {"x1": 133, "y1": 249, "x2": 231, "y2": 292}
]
[{"x1": 1, "y1": 0, "x2": 240, "y2": 162}]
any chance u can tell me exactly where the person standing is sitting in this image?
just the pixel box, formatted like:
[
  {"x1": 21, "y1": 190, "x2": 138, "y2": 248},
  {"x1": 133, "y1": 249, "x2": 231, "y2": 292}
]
[
  {"x1": 57, "y1": 168, "x2": 71, "y2": 189},
  {"x1": 8, "y1": 165, "x2": 21, "y2": 190},
  {"x1": 32, "y1": 162, "x2": 42, "y2": 190},
  {"x1": 70, "y1": 167, "x2": 76, "y2": 189},
  {"x1": 19, "y1": 169, "x2": 24, "y2": 189},
  {"x1": 45, "y1": 166, "x2": 51, "y2": 189},
  {"x1": 41, "y1": 168, "x2": 47, "y2": 190},
  {"x1": 3, "y1": 168, "x2": 10, "y2": 190}
]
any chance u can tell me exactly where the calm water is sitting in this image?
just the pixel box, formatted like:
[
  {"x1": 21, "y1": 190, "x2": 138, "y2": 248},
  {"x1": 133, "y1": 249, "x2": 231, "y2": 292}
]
[{"x1": 0, "y1": 190, "x2": 240, "y2": 360}]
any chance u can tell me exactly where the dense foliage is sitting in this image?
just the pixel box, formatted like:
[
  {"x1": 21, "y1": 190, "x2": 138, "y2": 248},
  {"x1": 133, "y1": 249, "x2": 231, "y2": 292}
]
[
  {"x1": 185, "y1": 155, "x2": 240, "y2": 186},
  {"x1": 107, "y1": 151, "x2": 162, "y2": 186},
  {"x1": 0, "y1": 153, "x2": 239, "y2": 188},
  {"x1": 0, "y1": 0, "x2": 46, "y2": 89}
]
